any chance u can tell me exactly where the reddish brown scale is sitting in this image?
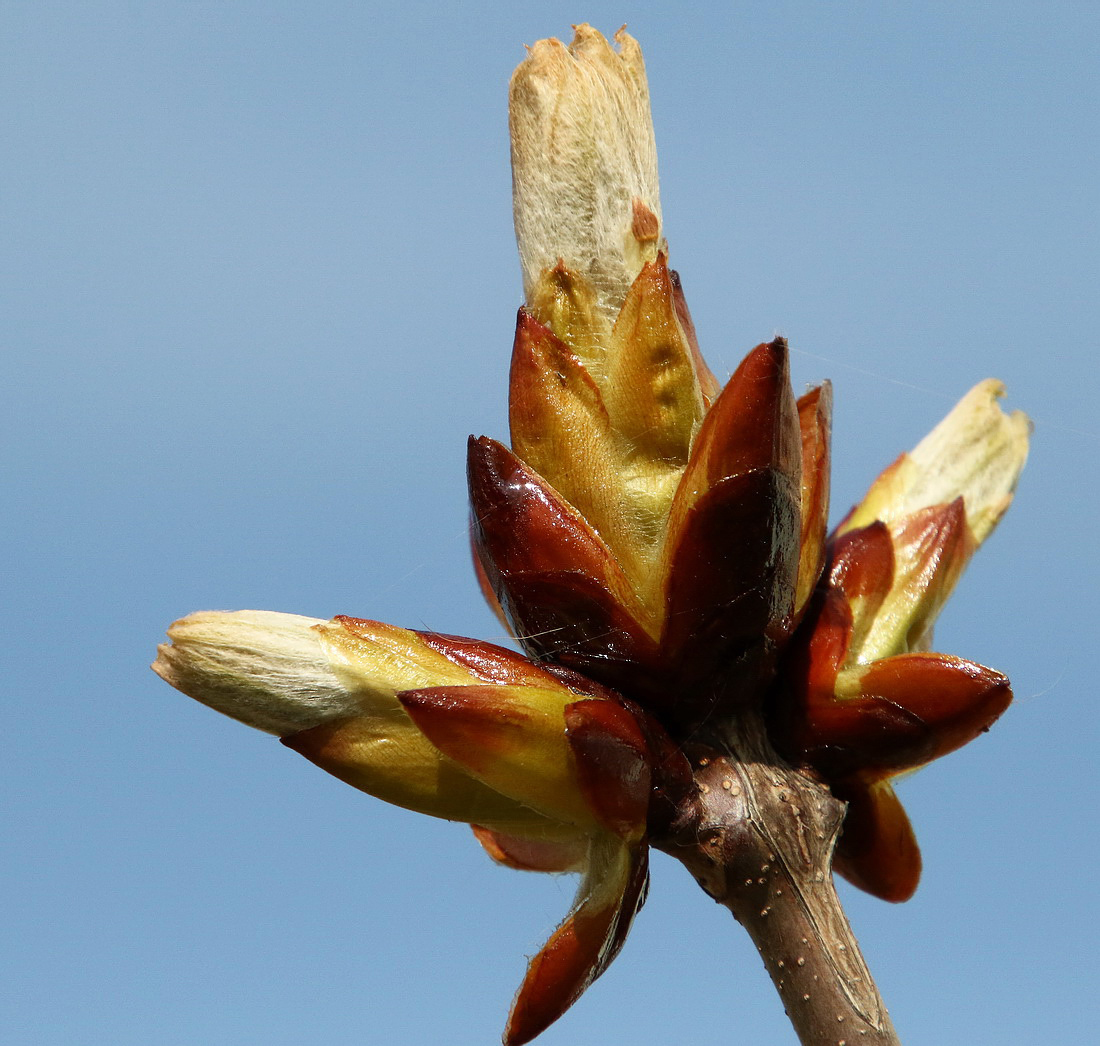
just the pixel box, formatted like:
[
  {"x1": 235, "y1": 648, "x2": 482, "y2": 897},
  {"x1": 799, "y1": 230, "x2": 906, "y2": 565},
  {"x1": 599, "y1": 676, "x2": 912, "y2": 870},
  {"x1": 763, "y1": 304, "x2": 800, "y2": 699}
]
[
  {"x1": 504, "y1": 847, "x2": 649, "y2": 1046},
  {"x1": 468, "y1": 437, "x2": 621, "y2": 583},
  {"x1": 830, "y1": 781, "x2": 922, "y2": 903},
  {"x1": 630, "y1": 196, "x2": 660, "y2": 243},
  {"x1": 542, "y1": 667, "x2": 697, "y2": 834},
  {"x1": 830, "y1": 522, "x2": 895, "y2": 609},
  {"x1": 470, "y1": 826, "x2": 587, "y2": 873},
  {"x1": 834, "y1": 654, "x2": 1011, "y2": 775},
  {"x1": 399, "y1": 686, "x2": 531, "y2": 774},
  {"x1": 803, "y1": 587, "x2": 855, "y2": 688},
  {"x1": 564, "y1": 699, "x2": 652, "y2": 839},
  {"x1": 414, "y1": 629, "x2": 567, "y2": 688},
  {"x1": 794, "y1": 382, "x2": 832, "y2": 620},
  {"x1": 657, "y1": 339, "x2": 802, "y2": 718},
  {"x1": 781, "y1": 643, "x2": 1007, "y2": 771},
  {"x1": 468, "y1": 435, "x2": 664, "y2": 701},
  {"x1": 467, "y1": 437, "x2": 633, "y2": 612},
  {"x1": 662, "y1": 468, "x2": 801, "y2": 713}
]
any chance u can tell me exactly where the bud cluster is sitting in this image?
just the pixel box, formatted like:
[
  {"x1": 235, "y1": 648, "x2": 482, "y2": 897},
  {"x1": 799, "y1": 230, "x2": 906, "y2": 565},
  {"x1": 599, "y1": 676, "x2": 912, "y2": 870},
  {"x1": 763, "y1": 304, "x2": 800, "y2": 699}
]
[{"x1": 153, "y1": 25, "x2": 1028, "y2": 1044}]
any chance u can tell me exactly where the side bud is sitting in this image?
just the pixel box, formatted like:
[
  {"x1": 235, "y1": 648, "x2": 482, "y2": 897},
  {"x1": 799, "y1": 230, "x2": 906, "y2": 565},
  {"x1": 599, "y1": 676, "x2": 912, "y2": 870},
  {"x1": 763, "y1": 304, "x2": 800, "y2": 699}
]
[
  {"x1": 836, "y1": 380, "x2": 1030, "y2": 662},
  {"x1": 153, "y1": 611, "x2": 582, "y2": 832},
  {"x1": 843, "y1": 378, "x2": 1030, "y2": 544}
]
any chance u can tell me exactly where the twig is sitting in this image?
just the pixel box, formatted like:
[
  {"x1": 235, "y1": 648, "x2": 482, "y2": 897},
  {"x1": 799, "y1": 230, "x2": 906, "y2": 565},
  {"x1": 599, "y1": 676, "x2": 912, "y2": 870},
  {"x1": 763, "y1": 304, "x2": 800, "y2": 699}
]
[{"x1": 658, "y1": 716, "x2": 901, "y2": 1046}]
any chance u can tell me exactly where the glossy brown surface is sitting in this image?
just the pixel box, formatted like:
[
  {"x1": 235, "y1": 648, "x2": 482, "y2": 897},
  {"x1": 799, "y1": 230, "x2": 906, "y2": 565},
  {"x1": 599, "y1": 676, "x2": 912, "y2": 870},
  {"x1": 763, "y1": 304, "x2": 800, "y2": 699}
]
[
  {"x1": 504, "y1": 844, "x2": 649, "y2": 1046},
  {"x1": 564, "y1": 698, "x2": 652, "y2": 840},
  {"x1": 468, "y1": 434, "x2": 662, "y2": 695},
  {"x1": 671, "y1": 339, "x2": 800, "y2": 491},
  {"x1": 413, "y1": 628, "x2": 568, "y2": 687},
  {"x1": 831, "y1": 781, "x2": 922, "y2": 902},
  {"x1": 662, "y1": 469, "x2": 799, "y2": 714},
  {"x1": 791, "y1": 654, "x2": 1010, "y2": 778}
]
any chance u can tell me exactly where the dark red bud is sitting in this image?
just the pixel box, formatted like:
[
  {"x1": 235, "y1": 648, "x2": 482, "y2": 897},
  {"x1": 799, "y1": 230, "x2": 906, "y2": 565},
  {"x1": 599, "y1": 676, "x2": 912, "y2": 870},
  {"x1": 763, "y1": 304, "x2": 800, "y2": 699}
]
[
  {"x1": 564, "y1": 699, "x2": 652, "y2": 838},
  {"x1": 504, "y1": 847, "x2": 649, "y2": 1046},
  {"x1": 467, "y1": 436, "x2": 660, "y2": 692},
  {"x1": 830, "y1": 521, "x2": 895, "y2": 609},
  {"x1": 662, "y1": 468, "x2": 801, "y2": 714},
  {"x1": 832, "y1": 781, "x2": 922, "y2": 903}
]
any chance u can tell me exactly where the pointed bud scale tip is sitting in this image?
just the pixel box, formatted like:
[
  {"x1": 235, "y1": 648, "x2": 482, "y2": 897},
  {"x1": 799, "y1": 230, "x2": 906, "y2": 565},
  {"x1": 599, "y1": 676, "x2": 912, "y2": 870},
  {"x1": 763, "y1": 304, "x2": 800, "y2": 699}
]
[
  {"x1": 798, "y1": 653, "x2": 1011, "y2": 779},
  {"x1": 467, "y1": 434, "x2": 625, "y2": 595},
  {"x1": 506, "y1": 308, "x2": 622, "y2": 537},
  {"x1": 603, "y1": 254, "x2": 705, "y2": 473},
  {"x1": 466, "y1": 434, "x2": 659, "y2": 677},
  {"x1": 511, "y1": 25, "x2": 662, "y2": 323},
  {"x1": 658, "y1": 339, "x2": 802, "y2": 701},
  {"x1": 853, "y1": 499, "x2": 976, "y2": 663},
  {"x1": 834, "y1": 782, "x2": 922, "y2": 903},
  {"x1": 524, "y1": 263, "x2": 612, "y2": 380},
  {"x1": 847, "y1": 653, "x2": 1011, "y2": 770},
  {"x1": 504, "y1": 839, "x2": 649, "y2": 1045},
  {"x1": 673, "y1": 338, "x2": 799, "y2": 497},
  {"x1": 669, "y1": 267, "x2": 721, "y2": 404}
]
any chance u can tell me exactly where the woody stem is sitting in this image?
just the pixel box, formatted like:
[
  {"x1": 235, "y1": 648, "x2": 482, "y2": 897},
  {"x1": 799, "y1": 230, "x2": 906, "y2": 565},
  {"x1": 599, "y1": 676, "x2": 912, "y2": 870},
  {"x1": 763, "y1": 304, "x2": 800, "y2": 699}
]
[{"x1": 660, "y1": 717, "x2": 901, "y2": 1046}]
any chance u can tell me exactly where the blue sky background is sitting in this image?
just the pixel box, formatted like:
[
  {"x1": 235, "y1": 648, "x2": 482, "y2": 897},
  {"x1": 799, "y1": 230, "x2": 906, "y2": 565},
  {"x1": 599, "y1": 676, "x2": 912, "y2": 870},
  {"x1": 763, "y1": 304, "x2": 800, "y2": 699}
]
[{"x1": 3, "y1": 2, "x2": 1097, "y2": 1044}]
